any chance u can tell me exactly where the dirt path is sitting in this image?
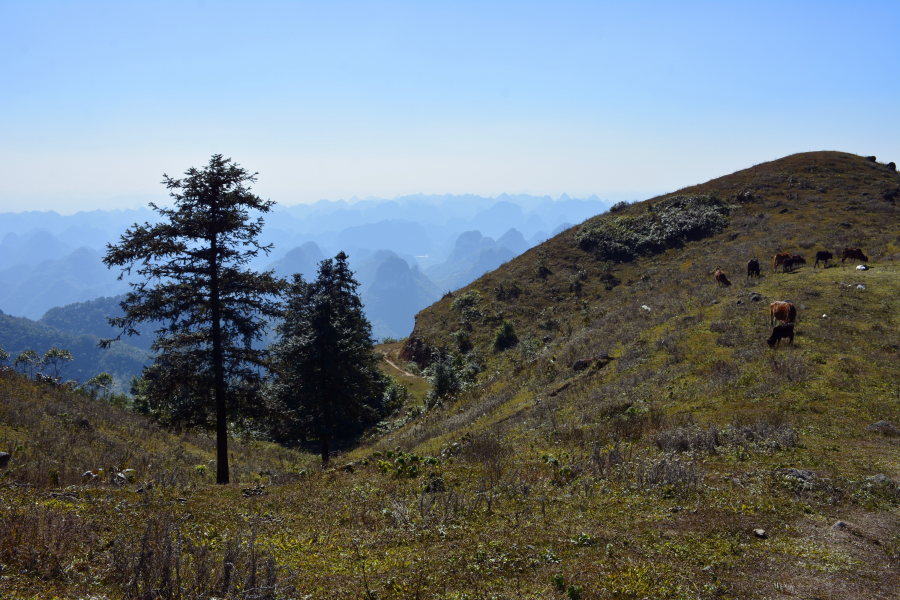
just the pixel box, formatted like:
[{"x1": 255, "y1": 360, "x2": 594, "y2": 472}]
[{"x1": 377, "y1": 350, "x2": 421, "y2": 379}]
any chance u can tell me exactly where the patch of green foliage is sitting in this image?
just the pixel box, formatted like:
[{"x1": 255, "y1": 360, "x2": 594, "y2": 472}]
[
  {"x1": 493, "y1": 320, "x2": 518, "y2": 351},
  {"x1": 575, "y1": 194, "x2": 730, "y2": 261}
]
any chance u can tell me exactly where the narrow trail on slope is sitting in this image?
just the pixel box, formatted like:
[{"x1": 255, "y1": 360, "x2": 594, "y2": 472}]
[{"x1": 377, "y1": 350, "x2": 421, "y2": 379}]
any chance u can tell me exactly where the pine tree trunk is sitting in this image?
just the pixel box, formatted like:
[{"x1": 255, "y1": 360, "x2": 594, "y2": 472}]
[
  {"x1": 210, "y1": 231, "x2": 229, "y2": 485},
  {"x1": 321, "y1": 434, "x2": 329, "y2": 465}
]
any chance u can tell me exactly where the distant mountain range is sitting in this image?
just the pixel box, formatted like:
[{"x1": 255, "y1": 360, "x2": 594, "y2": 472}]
[{"x1": 0, "y1": 193, "x2": 614, "y2": 342}]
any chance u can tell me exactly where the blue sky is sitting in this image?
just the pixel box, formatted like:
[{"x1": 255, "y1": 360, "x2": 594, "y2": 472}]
[{"x1": 1, "y1": 1, "x2": 898, "y2": 213}]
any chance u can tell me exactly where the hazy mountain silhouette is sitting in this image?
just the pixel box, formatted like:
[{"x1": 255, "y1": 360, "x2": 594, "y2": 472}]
[
  {"x1": 267, "y1": 241, "x2": 327, "y2": 281},
  {"x1": 362, "y1": 255, "x2": 441, "y2": 340},
  {"x1": 496, "y1": 228, "x2": 529, "y2": 255},
  {"x1": 425, "y1": 231, "x2": 517, "y2": 292},
  {"x1": 1, "y1": 194, "x2": 614, "y2": 338},
  {"x1": 0, "y1": 230, "x2": 73, "y2": 270},
  {"x1": 0, "y1": 247, "x2": 129, "y2": 320}
]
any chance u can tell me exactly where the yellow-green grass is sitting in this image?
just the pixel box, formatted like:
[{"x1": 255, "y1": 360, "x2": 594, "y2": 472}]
[{"x1": 1, "y1": 151, "x2": 899, "y2": 598}]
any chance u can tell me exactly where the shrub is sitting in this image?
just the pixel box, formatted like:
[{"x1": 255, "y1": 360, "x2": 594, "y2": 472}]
[
  {"x1": 654, "y1": 425, "x2": 720, "y2": 453},
  {"x1": 451, "y1": 290, "x2": 484, "y2": 320},
  {"x1": 452, "y1": 330, "x2": 473, "y2": 353},
  {"x1": 425, "y1": 354, "x2": 460, "y2": 405},
  {"x1": 494, "y1": 279, "x2": 522, "y2": 301},
  {"x1": 493, "y1": 320, "x2": 518, "y2": 351},
  {"x1": 575, "y1": 194, "x2": 730, "y2": 261},
  {"x1": 383, "y1": 379, "x2": 410, "y2": 413},
  {"x1": 535, "y1": 252, "x2": 552, "y2": 279}
]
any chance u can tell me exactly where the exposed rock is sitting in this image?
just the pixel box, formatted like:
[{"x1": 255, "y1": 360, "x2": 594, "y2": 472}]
[
  {"x1": 865, "y1": 156, "x2": 877, "y2": 162},
  {"x1": 0, "y1": 452, "x2": 10, "y2": 469},
  {"x1": 782, "y1": 468, "x2": 815, "y2": 481},
  {"x1": 79, "y1": 418, "x2": 92, "y2": 431},
  {"x1": 398, "y1": 334, "x2": 436, "y2": 369},
  {"x1": 866, "y1": 474, "x2": 889, "y2": 484},
  {"x1": 241, "y1": 485, "x2": 266, "y2": 497},
  {"x1": 887, "y1": 162, "x2": 896, "y2": 171},
  {"x1": 749, "y1": 293, "x2": 762, "y2": 303},
  {"x1": 753, "y1": 528, "x2": 768, "y2": 539},
  {"x1": 832, "y1": 520, "x2": 851, "y2": 530},
  {"x1": 641, "y1": 305, "x2": 651, "y2": 312},
  {"x1": 856, "y1": 265, "x2": 868, "y2": 272},
  {"x1": 867, "y1": 420, "x2": 899, "y2": 436}
]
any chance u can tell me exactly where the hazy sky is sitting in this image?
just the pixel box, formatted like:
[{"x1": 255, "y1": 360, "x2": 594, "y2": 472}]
[{"x1": 2, "y1": 1, "x2": 898, "y2": 213}]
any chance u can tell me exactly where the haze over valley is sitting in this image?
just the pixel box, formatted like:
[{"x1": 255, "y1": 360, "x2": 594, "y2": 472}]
[{"x1": 0, "y1": 192, "x2": 612, "y2": 388}]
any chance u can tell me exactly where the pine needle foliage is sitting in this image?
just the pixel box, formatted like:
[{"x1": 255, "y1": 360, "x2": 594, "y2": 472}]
[
  {"x1": 102, "y1": 154, "x2": 284, "y2": 484},
  {"x1": 269, "y1": 252, "x2": 389, "y2": 464}
]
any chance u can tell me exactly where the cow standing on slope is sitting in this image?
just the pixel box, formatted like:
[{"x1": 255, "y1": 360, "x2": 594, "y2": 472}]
[
  {"x1": 714, "y1": 266, "x2": 732, "y2": 287},
  {"x1": 814, "y1": 250, "x2": 833, "y2": 268},
  {"x1": 770, "y1": 301, "x2": 796, "y2": 326},
  {"x1": 773, "y1": 253, "x2": 792, "y2": 273},
  {"x1": 747, "y1": 259, "x2": 760, "y2": 278},
  {"x1": 783, "y1": 255, "x2": 806, "y2": 273},
  {"x1": 842, "y1": 247, "x2": 868, "y2": 264}
]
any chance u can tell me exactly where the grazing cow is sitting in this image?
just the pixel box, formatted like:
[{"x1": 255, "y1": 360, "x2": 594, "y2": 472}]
[
  {"x1": 814, "y1": 250, "x2": 833, "y2": 268},
  {"x1": 572, "y1": 353, "x2": 610, "y2": 372},
  {"x1": 714, "y1": 266, "x2": 732, "y2": 287},
  {"x1": 773, "y1": 252, "x2": 792, "y2": 273},
  {"x1": 747, "y1": 259, "x2": 760, "y2": 278},
  {"x1": 767, "y1": 323, "x2": 794, "y2": 348},
  {"x1": 782, "y1": 255, "x2": 806, "y2": 273},
  {"x1": 842, "y1": 247, "x2": 868, "y2": 263},
  {"x1": 770, "y1": 301, "x2": 796, "y2": 326}
]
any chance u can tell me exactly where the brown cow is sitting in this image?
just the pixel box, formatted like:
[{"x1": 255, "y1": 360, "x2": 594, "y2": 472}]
[
  {"x1": 783, "y1": 255, "x2": 806, "y2": 273},
  {"x1": 841, "y1": 247, "x2": 868, "y2": 263},
  {"x1": 770, "y1": 301, "x2": 796, "y2": 326},
  {"x1": 714, "y1": 266, "x2": 732, "y2": 287},
  {"x1": 773, "y1": 252, "x2": 791, "y2": 273},
  {"x1": 767, "y1": 323, "x2": 794, "y2": 348}
]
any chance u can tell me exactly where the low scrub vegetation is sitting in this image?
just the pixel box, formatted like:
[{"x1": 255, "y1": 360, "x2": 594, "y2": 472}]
[
  {"x1": 3, "y1": 152, "x2": 900, "y2": 597},
  {"x1": 575, "y1": 194, "x2": 730, "y2": 261}
]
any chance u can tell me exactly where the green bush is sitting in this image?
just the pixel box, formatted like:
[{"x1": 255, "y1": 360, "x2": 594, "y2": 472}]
[
  {"x1": 575, "y1": 194, "x2": 729, "y2": 261},
  {"x1": 451, "y1": 290, "x2": 484, "y2": 320},
  {"x1": 493, "y1": 320, "x2": 518, "y2": 351},
  {"x1": 425, "y1": 354, "x2": 460, "y2": 405}
]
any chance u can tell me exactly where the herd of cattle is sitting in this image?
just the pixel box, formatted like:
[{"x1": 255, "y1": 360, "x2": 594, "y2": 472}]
[{"x1": 712, "y1": 247, "x2": 869, "y2": 349}]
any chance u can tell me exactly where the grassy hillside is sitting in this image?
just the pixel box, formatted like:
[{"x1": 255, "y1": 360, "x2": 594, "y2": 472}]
[{"x1": 1, "y1": 151, "x2": 898, "y2": 599}]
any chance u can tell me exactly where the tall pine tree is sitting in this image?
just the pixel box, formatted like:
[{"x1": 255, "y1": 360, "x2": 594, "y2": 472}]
[
  {"x1": 269, "y1": 252, "x2": 389, "y2": 464},
  {"x1": 103, "y1": 154, "x2": 284, "y2": 484}
]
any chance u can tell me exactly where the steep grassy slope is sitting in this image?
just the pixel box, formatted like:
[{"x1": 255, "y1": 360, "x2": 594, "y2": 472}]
[{"x1": 1, "y1": 152, "x2": 898, "y2": 599}]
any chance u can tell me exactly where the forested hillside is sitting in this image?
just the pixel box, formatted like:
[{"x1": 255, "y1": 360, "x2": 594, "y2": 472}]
[
  {"x1": 39, "y1": 295, "x2": 158, "y2": 351},
  {"x1": 0, "y1": 310, "x2": 148, "y2": 391}
]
